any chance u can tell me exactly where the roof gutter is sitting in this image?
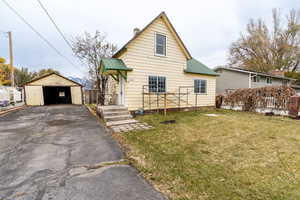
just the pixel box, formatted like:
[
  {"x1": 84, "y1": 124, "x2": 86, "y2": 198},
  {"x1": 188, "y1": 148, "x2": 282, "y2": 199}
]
[
  {"x1": 216, "y1": 67, "x2": 297, "y2": 81},
  {"x1": 184, "y1": 69, "x2": 219, "y2": 76}
]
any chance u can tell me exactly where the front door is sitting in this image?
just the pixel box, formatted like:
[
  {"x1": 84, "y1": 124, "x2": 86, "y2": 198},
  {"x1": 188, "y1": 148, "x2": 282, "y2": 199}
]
[{"x1": 118, "y1": 76, "x2": 125, "y2": 105}]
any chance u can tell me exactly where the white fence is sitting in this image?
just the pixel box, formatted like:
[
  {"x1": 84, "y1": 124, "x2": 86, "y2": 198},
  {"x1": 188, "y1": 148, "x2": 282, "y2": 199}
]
[{"x1": 221, "y1": 105, "x2": 293, "y2": 116}]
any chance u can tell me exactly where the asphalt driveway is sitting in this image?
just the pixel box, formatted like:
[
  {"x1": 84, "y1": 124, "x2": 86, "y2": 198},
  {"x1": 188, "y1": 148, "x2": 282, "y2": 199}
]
[{"x1": 0, "y1": 105, "x2": 165, "y2": 200}]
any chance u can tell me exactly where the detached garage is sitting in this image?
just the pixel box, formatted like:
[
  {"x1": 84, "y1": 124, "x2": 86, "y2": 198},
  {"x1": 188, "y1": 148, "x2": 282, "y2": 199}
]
[{"x1": 24, "y1": 73, "x2": 83, "y2": 106}]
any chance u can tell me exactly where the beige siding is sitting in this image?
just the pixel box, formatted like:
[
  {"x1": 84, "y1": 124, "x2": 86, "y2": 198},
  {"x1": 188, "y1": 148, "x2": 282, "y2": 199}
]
[
  {"x1": 71, "y1": 86, "x2": 83, "y2": 104},
  {"x1": 28, "y1": 74, "x2": 77, "y2": 86},
  {"x1": 118, "y1": 17, "x2": 216, "y2": 110},
  {"x1": 25, "y1": 85, "x2": 44, "y2": 106}
]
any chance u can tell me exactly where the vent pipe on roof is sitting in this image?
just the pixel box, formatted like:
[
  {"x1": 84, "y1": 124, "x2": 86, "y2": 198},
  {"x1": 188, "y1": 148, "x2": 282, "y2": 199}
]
[{"x1": 133, "y1": 28, "x2": 140, "y2": 36}]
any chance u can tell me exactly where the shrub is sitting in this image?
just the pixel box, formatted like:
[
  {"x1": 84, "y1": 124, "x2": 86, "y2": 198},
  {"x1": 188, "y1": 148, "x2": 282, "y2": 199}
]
[
  {"x1": 223, "y1": 86, "x2": 296, "y2": 111},
  {"x1": 216, "y1": 95, "x2": 224, "y2": 108}
]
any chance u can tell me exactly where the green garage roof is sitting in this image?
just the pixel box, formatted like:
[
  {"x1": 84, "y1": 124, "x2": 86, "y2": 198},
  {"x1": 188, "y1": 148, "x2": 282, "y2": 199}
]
[
  {"x1": 185, "y1": 58, "x2": 219, "y2": 76},
  {"x1": 101, "y1": 58, "x2": 132, "y2": 73}
]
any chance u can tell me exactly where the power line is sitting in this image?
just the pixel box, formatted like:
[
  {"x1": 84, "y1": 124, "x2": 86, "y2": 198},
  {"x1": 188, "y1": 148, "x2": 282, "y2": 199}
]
[
  {"x1": 35, "y1": 0, "x2": 85, "y2": 74},
  {"x1": 36, "y1": 0, "x2": 73, "y2": 50},
  {"x1": 1, "y1": 0, "x2": 84, "y2": 73}
]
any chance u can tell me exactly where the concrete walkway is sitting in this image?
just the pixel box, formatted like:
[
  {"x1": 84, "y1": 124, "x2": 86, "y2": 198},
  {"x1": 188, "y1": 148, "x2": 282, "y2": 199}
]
[{"x1": 0, "y1": 105, "x2": 165, "y2": 200}]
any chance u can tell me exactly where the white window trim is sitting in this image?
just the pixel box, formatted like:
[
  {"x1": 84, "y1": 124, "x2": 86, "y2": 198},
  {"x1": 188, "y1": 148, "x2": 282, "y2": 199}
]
[
  {"x1": 194, "y1": 79, "x2": 207, "y2": 95},
  {"x1": 252, "y1": 74, "x2": 260, "y2": 83},
  {"x1": 154, "y1": 32, "x2": 167, "y2": 57},
  {"x1": 282, "y1": 80, "x2": 289, "y2": 85},
  {"x1": 148, "y1": 75, "x2": 167, "y2": 93},
  {"x1": 266, "y1": 77, "x2": 272, "y2": 84}
]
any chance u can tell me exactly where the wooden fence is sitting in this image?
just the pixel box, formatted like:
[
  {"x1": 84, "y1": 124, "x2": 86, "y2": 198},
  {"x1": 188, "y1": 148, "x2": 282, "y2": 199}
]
[{"x1": 84, "y1": 89, "x2": 117, "y2": 105}]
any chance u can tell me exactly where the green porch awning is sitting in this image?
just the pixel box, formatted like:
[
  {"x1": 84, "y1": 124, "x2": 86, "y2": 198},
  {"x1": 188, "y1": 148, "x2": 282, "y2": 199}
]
[
  {"x1": 101, "y1": 58, "x2": 132, "y2": 73},
  {"x1": 100, "y1": 58, "x2": 132, "y2": 81}
]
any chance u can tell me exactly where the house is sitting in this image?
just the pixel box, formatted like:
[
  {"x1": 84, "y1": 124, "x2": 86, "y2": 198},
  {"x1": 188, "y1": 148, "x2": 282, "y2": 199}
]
[
  {"x1": 23, "y1": 73, "x2": 83, "y2": 106},
  {"x1": 291, "y1": 84, "x2": 300, "y2": 95},
  {"x1": 214, "y1": 67, "x2": 296, "y2": 95},
  {"x1": 100, "y1": 12, "x2": 218, "y2": 111}
]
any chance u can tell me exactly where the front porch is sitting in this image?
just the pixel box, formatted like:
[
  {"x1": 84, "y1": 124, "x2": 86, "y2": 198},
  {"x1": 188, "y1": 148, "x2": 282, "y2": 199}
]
[
  {"x1": 97, "y1": 105, "x2": 152, "y2": 133},
  {"x1": 100, "y1": 58, "x2": 132, "y2": 106}
]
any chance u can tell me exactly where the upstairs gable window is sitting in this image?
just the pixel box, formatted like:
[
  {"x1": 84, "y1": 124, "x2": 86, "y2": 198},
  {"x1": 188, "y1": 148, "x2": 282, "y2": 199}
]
[{"x1": 155, "y1": 33, "x2": 166, "y2": 56}]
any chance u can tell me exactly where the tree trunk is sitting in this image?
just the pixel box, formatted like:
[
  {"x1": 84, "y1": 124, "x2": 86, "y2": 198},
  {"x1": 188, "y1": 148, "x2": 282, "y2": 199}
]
[
  {"x1": 97, "y1": 75, "x2": 107, "y2": 105},
  {"x1": 96, "y1": 76, "x2": 101, "y2": 105},
  {"x1": 101, "y1": 76, "x2": 107, "y2": 105}
]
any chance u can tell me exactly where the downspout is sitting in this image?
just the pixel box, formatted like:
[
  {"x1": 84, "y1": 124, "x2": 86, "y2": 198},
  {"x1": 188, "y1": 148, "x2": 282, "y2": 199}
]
[
  {"x1": 81, "y1": 86, "x2": 84, "y2": 105},
  {"x1": 248, "y1": 73, "x2": 252, "y2": 88}
]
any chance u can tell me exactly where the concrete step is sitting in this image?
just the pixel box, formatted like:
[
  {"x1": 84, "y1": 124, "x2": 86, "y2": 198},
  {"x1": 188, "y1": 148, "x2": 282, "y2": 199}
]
[
  {"x1": 106, "y1": 119, "x2": 138, "y2": 127},
  {"x1": 101, "y1": 107, "x2": 128, "y2": 112},
  {"x1": 99, "y1": 105, "x2": 127, "y2": 110},
  {"x1": 103, "y1": 110, "x2": 130, "y2": 117},
  {"x1": 105, "y1": 114, "x2": 132, "y2": 122}
]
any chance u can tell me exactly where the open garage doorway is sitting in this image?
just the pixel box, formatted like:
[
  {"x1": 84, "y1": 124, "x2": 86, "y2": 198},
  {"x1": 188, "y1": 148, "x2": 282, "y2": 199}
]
[{"x1": 43, "y1": 86, "x2": 71, "y2": 105}]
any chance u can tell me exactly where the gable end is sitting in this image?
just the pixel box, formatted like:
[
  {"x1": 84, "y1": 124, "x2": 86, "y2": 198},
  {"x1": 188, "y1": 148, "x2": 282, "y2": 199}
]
[{"x1": 113, "y1": 12, "x2": 192, "y2": 60}]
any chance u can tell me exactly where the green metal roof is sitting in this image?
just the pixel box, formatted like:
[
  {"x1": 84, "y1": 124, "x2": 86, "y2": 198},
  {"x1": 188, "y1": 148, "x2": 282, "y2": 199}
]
[
  {"x1": 101, "y1": 58, "x2": 132, "y2": 73},
  {"x1": 185, "y1": 58, "x2": 219, "y2": 76}
]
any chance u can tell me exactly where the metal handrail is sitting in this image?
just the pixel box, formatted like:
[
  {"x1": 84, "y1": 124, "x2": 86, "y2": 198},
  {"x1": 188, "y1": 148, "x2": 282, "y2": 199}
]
[{"x1": 142, "y1": 85, "x2": 200, "y2": 111}]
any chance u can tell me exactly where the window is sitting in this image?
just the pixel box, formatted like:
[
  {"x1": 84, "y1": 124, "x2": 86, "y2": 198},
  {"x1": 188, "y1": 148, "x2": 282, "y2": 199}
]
[
  {"x1": 266, "y1": 77, "x2": 272, "y2": 84},
  {"x1": 149, "y1": 76, "x2": 166, "y2": 93},
  {"x1": 283, "y1": 80, "x2": 288, "y2": 85},
  {"x1": 155, "y1": 34, "x2": 166, "y2": 56},
  {"x1": 252, "y1": 75, "x2": 260, "y2": 82},
  {"x1": 194, "y1": 79, "x2": 207, "y2": 94}
]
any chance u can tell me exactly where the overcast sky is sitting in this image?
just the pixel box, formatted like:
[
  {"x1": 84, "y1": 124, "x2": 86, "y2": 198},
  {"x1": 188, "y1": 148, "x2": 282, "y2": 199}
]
[{"x1": 0, "y1": 0, "x2": 299, "y2": 78}]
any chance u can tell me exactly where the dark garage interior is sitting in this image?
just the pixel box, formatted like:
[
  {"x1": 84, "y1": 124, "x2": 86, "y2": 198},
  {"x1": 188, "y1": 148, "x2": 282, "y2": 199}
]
[{"x1": 43, "y1": 86, "x2": 72, "y2": 105}]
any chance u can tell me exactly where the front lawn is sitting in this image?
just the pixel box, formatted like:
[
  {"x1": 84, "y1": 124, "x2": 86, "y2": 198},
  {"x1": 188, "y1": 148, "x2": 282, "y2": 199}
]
[{"x1": 116, "y1": 109, "x2": 300, "y2": 200}]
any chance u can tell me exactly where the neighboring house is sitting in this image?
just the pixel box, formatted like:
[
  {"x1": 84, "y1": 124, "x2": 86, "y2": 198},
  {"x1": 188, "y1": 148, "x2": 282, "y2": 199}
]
[
  {"x1": 214, "y1": 67, "x2": 296, "y2": 94},
  {"x1": 291, "y1": 84, "x2": 300, "y2": 95},
  {"x1": 100, "y1": 12, "x2": 218, "y2": 111}
]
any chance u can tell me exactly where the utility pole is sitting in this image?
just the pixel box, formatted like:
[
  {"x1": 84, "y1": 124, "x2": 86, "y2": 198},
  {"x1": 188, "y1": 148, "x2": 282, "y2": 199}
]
[{"x1": 8, "y1": 31, "x2": 14, "y2": 87}]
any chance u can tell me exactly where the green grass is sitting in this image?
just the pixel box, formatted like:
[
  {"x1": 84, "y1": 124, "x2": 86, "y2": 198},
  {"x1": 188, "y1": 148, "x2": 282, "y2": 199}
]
[
  {"x1": 86, "y1": 104, "x2": 97, "y2": 111},
  {"x1": 117, "y1": 109, "x2": 300, "y2": 200}
]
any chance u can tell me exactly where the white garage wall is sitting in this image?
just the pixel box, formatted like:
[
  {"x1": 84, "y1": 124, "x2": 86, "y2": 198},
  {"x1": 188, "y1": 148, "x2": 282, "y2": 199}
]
[
  {"x1": 71, "y1": 86, "x2": 83, "y2": 104},
  {"x1": 25, "y1": 86, "x2": 44, "y2": 105}
]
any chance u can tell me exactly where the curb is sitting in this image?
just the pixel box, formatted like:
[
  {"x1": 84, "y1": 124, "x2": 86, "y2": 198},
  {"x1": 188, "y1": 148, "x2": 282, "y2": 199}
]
[{"x1": 0, "y1": 105, "x2": 27, "y2": 116}]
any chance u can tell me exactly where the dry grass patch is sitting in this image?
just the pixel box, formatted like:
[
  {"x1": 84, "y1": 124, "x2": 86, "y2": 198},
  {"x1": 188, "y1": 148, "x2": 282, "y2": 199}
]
[{"x1": 117, "y1": 109, "x2": 300, "y2": 200}]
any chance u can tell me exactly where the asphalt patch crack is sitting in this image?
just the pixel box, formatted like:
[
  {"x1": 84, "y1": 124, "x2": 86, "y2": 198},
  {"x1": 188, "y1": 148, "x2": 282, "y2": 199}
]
[
  {"x1": 84, "y1": 159, "x2": 130, "y2": 170},
  {"x1": 68, "y1": 160, "x2": 130, "y2": 177}
]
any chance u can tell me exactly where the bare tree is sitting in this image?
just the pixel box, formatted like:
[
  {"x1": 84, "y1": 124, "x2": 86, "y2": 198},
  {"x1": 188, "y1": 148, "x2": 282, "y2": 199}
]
[
  {"x1": 72, "y1": 31, "x2": 117, "y2": 105},
  {"x1": 229, "y1": 9, "x2": 300, "y2": 73}
]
